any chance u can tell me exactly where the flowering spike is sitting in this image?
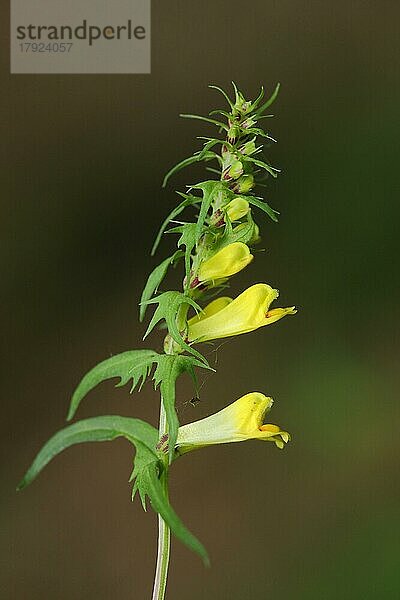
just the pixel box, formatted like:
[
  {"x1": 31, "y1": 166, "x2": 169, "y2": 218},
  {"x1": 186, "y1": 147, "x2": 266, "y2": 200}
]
[{"x1": 19, "y1": 82, "x2": 298, "y2": 589}]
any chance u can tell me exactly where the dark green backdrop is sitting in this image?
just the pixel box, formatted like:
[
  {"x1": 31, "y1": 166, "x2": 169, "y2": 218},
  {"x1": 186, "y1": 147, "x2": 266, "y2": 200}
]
[{"x1": 3, "y1": 1, "x2": 399, "y2": 598}]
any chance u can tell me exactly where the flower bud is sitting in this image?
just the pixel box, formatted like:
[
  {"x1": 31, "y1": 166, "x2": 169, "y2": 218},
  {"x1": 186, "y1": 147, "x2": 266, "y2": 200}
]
[
  {"x1": 163, "y1": 333, "x2": 184, "y2": 355},
  {"x1": 227, "y1": 125, "x2": 239, "y2": 143},
  {"x1": 241, "y1": 117, "x2": 256, "y2": 129},
  {"x1": 228, "y1": 160, "x2": 244, "y2": 180},
  {"x1": 231, "y1": 174, "x2": 254, "y2": 194},
  {"x1": 225, "y1": 197, "x2": 250, "y2": 221},
  {"x1": 198, "y1": 242, "x2": 253, "y2": 283},
  {"x1": 239, "y1": 140, "x2": 256, "y2": 155}
]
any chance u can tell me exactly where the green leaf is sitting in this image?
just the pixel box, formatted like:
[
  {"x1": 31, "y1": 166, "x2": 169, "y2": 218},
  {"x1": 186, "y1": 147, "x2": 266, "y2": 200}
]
[
  {"x1": 151, "y1": 194, "x2": 199, "y2": 256},
  {"x1": 231, "y1": 81, "x2": 241, "y2": 104},
  {"x1": 250, "y1": 85, "x2": 265, "y2": 111},
  {"x1": 162, "y1": 151, "x2": 216, "y2": 188},
  {"x1": 244, "y1": 127, "x2": 276, "y2": 140},
  {"x1": 140, "y1": 251, "x2": 183, "y2": 322},
  {"x1": 143, "y1": 292, "x2": 206, "y2": 363},
  {"x1": 255, "y1": 82, "x2": 280, "y2": 116},
  {"x1": 132, "y1": 447, "x2": 209, "y2": 564},
  {"x1": 246, "y1": 196, "x2": 280, "y2": 223},
  {"x1": 67, "y1": 350, "x2": 159, "y2": 420},
  {"x1": 180, "y1": 113, "x2": 228, "y2": 132},
  {"x1": 208, "y1": 84, "x2": 233, "y2": 108},
  {"x1": 196, "y1": 139, "x2": 225, "y2": 162},
  {"x1": 153, "y1": 354, "x2": 210, "y2": 461},
  {"x1": 17, "y1": 415, "x2": 159, "y2": 490},
  {"x1": 167, "y1": 223, "x2": 201, "y2": 286},
  {"x1": 18, "y1": 415, "x2": 209, "y2": 563},
  {"x1": 192, "y1": 180, "x2": 226, "y2": 240},
  {"x1": 205, "y1": 167, "x2": 221, "y2": 176},
  {"x1": 244, "y1": 156, "x2": 280, "y2": 178},
  {"x1": 18, "y1": 415, "x2": 208, "y2": 563},
  {"x1": 229, "y1": 218, "x2": 257, "y2": 245},
  {"x1": 209, "y1": 109, "x2": 231, "y2": 119}
]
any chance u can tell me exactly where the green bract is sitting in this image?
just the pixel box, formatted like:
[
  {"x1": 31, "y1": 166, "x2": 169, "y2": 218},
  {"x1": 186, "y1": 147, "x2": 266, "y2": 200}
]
[{"x1": 18, "y1": 82, "x2": 297, "y2": 599}]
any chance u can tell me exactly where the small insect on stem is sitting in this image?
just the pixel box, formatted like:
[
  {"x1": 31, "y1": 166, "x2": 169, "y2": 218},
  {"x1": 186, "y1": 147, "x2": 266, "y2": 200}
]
[
  {"x1": 178, "y1": 394, "x2": 202, "y2": 418},
  {"x1": 189, "y1": 396, "x2": 201, "y2": 407}
]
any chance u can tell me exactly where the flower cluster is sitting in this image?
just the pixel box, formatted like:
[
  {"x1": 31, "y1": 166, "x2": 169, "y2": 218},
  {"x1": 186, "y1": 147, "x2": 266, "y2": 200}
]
[{"x1": 155, "y1": 83, "x2": 296, "y2": 454}]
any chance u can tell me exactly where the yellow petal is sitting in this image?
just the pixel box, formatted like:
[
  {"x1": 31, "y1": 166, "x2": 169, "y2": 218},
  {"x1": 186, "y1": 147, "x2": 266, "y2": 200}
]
[
  {"x1": 258, "y1": 424, "x2": 291, "y2": 448},
  {"x1": 176, "y1": 392, "x2": 290, "y2": 453},
  {"x1": 188, "y1": 283, "x2": 296, "y2": 342},
  {"x1": 188, "y1": 296, "x2": 232, "y2": 326},
  {"x1": 198, "y1": 242, "x2": 253, "y2": 282},
  {"x1": 265, "y1": 306, "x2": 297, "y2": 324}
]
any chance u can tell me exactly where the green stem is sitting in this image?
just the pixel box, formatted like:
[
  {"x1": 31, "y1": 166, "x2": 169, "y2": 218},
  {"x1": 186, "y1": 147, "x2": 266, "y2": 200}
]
[{"x1": 151, "y1": 402, "x2": 171, "y2": 600}]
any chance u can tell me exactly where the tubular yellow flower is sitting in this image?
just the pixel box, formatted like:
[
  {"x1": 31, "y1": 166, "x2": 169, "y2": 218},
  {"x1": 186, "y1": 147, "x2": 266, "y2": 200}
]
[
  {"x1": 188, "y1": 283, "x2": 296, "y2": 342},
  {"x1": 225, "y1": 197, "x2": 250, "y2": 221},
  {"x1": 188, "y1": 296, "x2": 232, "y2": 326},
  {"x1": 176, "y1": 392, "x2": 290, "y2": 454},
  {"x1": 197, "y1": 242, "x2": 253, "y2": 283}
]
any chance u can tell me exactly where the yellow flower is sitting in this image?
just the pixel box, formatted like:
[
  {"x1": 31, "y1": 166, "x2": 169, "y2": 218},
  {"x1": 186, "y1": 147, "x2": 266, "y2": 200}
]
[
  {"x1": 197, "y1": 242, "x2": 253, "y2": 283},
  {"x1": 188, "y1": 283, "x2": 296, "y2": 342},
  {"x1": 188, "y1": 296, "x2": 232, "y2": 326},
  {"x1": 225, "y1": 197, "x2": 250, "y2": 221},
  {"x1": 176, "y1": 392, "x2": 290, "y2": 454}
]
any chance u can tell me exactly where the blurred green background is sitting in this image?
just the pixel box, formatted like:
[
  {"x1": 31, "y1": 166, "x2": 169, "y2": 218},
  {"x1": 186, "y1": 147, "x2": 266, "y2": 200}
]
[{"x1": 2, "y1": 1, "x2": 400, "y2": 598}]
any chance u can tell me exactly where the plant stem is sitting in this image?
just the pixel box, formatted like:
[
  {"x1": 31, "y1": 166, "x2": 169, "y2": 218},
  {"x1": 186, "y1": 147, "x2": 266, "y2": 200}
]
[{"x1": 151, "y1": 402, "x2": 171, "y2": 600}]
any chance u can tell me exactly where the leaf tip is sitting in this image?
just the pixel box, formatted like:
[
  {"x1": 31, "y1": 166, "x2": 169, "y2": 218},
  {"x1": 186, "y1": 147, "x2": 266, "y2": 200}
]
[{"x1": 16, "y1": 477, "x2": 27, "y2": 492}]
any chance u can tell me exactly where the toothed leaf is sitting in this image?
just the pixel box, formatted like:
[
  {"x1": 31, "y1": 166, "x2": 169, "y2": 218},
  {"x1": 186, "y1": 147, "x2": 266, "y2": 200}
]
[
  {"x1": 151, "y1": 194, "x2": 199, "y2": 256},
  {"x1": 153, "y1": 354, "x2": 211, "y2": 461},
  {"x1": 140, "y1": 251, "x2": 184, "y2": 322},
  {"x1": 167, "y1": 223, "x2": 203, "y2": 285},
  {"x1": 143, "y1": 292, "x2": 206, "y2": 363},
  {"x1": 17, "y1": 416, "x2": 158, "y2": 490},
  {"x1": 192, "y1": 180, "x2": 227, "y2": 240},
  {"x1": 132, "y1": 447, "x2": 209, "y2": 564},
  {"x1": 68, "y1": 350, "x2": 159, "y2": 420}
]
